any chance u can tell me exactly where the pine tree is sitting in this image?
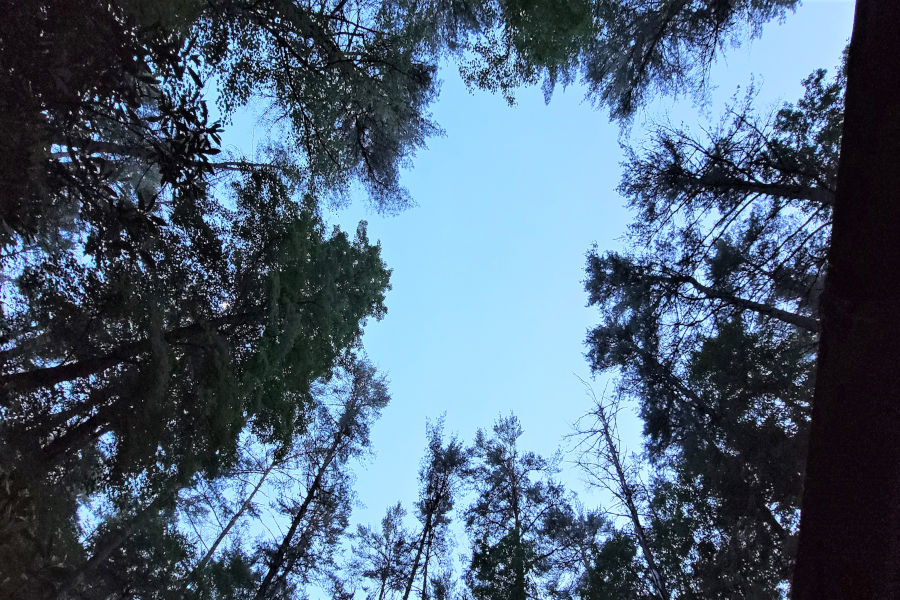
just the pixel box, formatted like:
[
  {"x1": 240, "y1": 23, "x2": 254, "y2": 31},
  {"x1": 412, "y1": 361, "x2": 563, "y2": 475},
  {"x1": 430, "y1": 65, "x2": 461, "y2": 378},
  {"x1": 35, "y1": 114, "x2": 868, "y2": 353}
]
[{"x1": 464, "y1": 415, "x2": 570, "y2": 600}]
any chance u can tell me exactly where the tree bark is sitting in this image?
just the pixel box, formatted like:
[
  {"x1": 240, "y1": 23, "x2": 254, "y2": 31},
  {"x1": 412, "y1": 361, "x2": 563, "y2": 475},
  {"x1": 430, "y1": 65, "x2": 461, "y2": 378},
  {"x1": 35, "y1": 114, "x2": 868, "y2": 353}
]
[
  {"x1": 689, "y1": 174, "x2": 835, "y2": 207},
  {"x1": 792, "y1": 1, "x2": 900, "y2": 598}
]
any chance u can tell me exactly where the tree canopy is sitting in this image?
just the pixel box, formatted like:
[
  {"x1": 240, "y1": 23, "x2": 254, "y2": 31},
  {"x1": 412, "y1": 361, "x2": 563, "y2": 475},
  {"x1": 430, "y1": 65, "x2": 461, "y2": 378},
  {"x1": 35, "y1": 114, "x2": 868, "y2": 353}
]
[{"x1": 2, "y1": 0, "x2": 892, "y2": 597}]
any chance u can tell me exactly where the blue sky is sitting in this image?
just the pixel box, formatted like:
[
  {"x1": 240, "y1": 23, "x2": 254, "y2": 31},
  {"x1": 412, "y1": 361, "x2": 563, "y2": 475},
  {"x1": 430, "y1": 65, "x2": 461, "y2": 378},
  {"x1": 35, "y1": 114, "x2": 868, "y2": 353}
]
[
  {"x1": 325, "y1": 0, "x2": 856, "y2": 527},
  {"x1": 216, "y1": 0, "x2": 855, "y2": 566}
]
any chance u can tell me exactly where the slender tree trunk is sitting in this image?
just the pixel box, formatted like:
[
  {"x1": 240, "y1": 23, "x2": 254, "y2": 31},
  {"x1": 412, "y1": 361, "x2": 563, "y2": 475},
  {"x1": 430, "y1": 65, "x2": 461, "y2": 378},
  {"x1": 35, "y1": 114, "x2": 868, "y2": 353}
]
[
  {"x1": 273, "y1": 503, "x2": 324, "y2": 590},
  {"x1": 254, "y1": 436, "x2": 344, "y2": 600},
  {"x1": 594, "y1": 401, "x2": 669, "y2": 600},
  {"x1": 667, "y1": 273, "x2": 820, "y2": 332},
  {"x1": 508, "y1": 461, "x2": 526, "y2": 600},
  {"x1": 402, "y1": 510, "x2": 431, "y2": 600},
  {"x1": 792, "y1": 1, "x2": 900, "y2": 598},
  {"x1": 376, "y1": 572, "x2": 389, "y2": 600},
  {"x1": 193, "y1": 457, "x2": 278, "y2": 574},
  {"x1": 421, "y1": 525, "x2": 435, "y2": 600}
]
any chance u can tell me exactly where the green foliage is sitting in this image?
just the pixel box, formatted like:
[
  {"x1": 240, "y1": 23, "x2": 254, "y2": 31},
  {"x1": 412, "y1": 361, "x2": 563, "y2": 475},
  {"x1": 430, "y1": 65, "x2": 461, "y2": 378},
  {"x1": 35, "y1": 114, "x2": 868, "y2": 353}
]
[
  {"x1": 195, "y1": 0, "x2": 442, "y2": 210},
  {"x1": 454, "y1": 0, "x2": 800, "y2": 115},
  {"x1": 581, "y1": 0, "x2": 799, "y2": 117},
  {"x1": 193, "y1": 548, "x2": 260, "y2": 600},
  {"x1": 459, "y1": 0, "x2": 595, "y2": 103},
  {"x1": 579, "y1": 530, "x2": 650, "y2": 600}
]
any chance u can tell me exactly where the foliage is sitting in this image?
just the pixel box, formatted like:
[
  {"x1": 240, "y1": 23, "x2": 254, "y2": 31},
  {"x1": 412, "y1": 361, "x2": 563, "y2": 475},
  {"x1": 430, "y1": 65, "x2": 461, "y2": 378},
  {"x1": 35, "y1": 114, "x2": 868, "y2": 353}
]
[
  {"x1": 456, "y1": 0, "x2": 800, "y2": 116},
  {"x1": 463, "y1": 415, "x2": 571, "y2": 600}
]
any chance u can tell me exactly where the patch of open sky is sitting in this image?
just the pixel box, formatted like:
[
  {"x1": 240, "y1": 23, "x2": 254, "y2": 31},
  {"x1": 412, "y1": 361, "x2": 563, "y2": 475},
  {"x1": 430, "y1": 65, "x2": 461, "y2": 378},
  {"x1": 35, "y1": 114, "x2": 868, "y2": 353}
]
[{"x1": 212, "y1": 0, "x2": 853, "y2": 591}]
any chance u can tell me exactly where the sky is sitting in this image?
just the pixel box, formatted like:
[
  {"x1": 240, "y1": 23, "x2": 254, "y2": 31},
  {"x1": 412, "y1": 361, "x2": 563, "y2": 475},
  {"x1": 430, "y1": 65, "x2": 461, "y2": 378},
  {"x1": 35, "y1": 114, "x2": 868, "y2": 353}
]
[
  {"x1": 218, "y1": 0, "x2": 856, "y2": 564},
  {"x1": 324, "y1": 0, "x2": 856, "y2": 527}
]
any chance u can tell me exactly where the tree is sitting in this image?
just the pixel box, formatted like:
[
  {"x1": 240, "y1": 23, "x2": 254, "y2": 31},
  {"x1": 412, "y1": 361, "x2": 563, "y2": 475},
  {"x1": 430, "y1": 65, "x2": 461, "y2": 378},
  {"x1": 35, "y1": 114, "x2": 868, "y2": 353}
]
[
  {"x1": 585, "y1": 62, "x2": 842, "y2": 382},
  {"x1": 402, "y1": 421, "x2": 467, "y2": 600},
  {"x1": 192, "y1": 0, "x2": 443, "y2": 211},
  {"x1": 464, "y1": 415, "x2": 571, "y2": 600},
  {"x1": 578, "y1": 62, "x2": 842, "y2": 597},
  {"x1": 792, "y1": 1, "x2": 900, "y2": 597},
  {"x1": 253, "y1": 357, "x2": 390, "y2": 599},
  {"x1": 354, "y1": 503, "x2": 415, "y2": 600},
  {"x1": 0, "y1": 0, "x2": 446, "y2": 255},
  {"x1": 572, "y1": 385, "x2": 669, "y2": 600}
]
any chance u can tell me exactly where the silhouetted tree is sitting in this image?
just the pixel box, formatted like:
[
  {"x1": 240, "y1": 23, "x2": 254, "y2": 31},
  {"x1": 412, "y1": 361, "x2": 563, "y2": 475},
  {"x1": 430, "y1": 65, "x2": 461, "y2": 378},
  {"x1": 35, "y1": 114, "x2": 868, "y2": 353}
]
[{"x1": 464, "y1": 415, "x2": 570, "y2": 600}]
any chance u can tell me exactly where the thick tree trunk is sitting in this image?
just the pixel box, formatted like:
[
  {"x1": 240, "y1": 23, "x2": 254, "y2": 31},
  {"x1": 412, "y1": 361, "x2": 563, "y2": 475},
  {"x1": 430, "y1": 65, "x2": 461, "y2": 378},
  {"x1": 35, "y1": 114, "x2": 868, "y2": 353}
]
[
  {"x1": 792, "y1": 1, "x2": 900, "y2": 598},
  {"x1": 2, "y1": 342, "x2": 144, "y2": 393}
]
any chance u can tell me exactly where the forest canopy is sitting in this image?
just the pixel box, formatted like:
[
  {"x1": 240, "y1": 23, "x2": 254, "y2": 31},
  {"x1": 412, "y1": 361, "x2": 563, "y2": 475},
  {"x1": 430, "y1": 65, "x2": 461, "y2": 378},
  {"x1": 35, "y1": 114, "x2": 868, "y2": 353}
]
[{"x1": 1, "y1": 0, "x2": 894, "y2": 598}]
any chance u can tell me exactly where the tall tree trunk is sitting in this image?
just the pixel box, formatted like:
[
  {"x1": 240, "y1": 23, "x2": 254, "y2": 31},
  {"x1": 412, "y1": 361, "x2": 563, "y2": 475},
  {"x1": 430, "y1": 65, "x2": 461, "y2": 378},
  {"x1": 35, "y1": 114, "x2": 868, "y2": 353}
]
[
  {"x1": 253, "y1": 436, "x2": 343, "y2": 600},
  {"x1": 593, "y1": 399, "x2": 669, "y2": 600},
  {"x1": 792, "y1": 1, "x2": 900, "y2": 598},
  {"x1": 421, "y1": 525, "x2": 435, "y2": 600},
  {"x1": 509, "y1": 466, "x2": 526, "y2": 600},
  {"x1": 193, "y1": 456, "x2": 278, "y2": 574},
  {"x1": 402, "y1": 510, "x2": 432, "y2": 600}
]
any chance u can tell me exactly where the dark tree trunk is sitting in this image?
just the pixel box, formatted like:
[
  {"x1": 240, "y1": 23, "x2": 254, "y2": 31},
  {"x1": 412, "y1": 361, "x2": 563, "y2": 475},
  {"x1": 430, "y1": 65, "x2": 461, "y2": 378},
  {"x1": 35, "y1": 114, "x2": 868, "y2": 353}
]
[
  {"x1": 792, "y1": 1, "x2": 900, "y2": 598},
  {"x1": 668, "y1": 273, "x2": 820, "y2": 333}
]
